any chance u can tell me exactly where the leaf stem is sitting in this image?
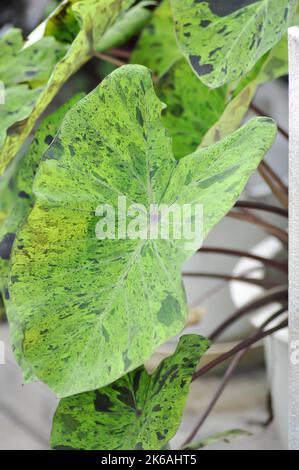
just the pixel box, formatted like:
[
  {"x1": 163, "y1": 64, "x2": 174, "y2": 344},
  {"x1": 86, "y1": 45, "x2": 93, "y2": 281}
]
[
  {"x1": 184, "y1": 307, "x2": 287, "y2": 447},
  {"x1": 183, "y1": 272, "x2": 274, "y2": 288},
  {"x1": 227, "y1": 210, "x2": 288, "y2": 244},
  {"x1": 192, "y1": 318, "x2": 288, "y2": 381},
  {"x1": 92, "y1": 50, "x2": 127, "y2": 67},
  {"x1": 235, "y1": 200, "x2": 288, "y2": 217},
  {"x1": 208, "y1": 284, "x2": 287, "y2": 341},
  {"x1": 258, "y1": 162, "x2": 288, "y2": 209},
  {"x1": 198, "y1": 246, "x2": 287, "y2": 273}
]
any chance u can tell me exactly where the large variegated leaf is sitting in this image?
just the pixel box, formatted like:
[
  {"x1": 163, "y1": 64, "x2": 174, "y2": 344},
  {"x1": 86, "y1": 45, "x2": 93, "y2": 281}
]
[
  {"x1": 0, "y1": 0, "x2": 133, "y2": 176},
  {"x1": 10, "y1": 65, "x2": 276, "y2": 397},
  {"x1": 51, "y1": 335, "x2": 210, "y2": 450},
  {"x1": 0, "y1": 95, "x2": 84, "y2": 381},
  {"x1": 171, "y1": 0, "x2": 296, "y2": 88}
]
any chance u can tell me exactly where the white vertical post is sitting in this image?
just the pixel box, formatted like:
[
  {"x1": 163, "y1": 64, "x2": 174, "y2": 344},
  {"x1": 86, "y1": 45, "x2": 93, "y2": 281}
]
[{"x1": 288, "y1": 27, "x2": 299, "y2": 450}]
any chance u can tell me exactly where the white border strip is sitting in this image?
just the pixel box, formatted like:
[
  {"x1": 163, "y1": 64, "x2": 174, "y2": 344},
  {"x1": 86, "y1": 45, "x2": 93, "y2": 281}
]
[{"x1": 288, "y1": 26, "x2": 299, "y2": 450}]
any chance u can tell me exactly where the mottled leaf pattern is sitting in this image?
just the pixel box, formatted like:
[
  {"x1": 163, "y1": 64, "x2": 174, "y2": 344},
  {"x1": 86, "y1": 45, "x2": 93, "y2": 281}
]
[
  {"x1": 131, "y1": 0, "x2": 181, "y2": 77},
  {"x1": 132, "y1": 0, "x2": 287, "y2": 158},
  {"x1": 0, "y1": 0, "x2": 131, "y2": 176},
  {"x1": 10, "y1": 65, "x2": 276, "y2": 397},
  {"x1": 0, "y1": 28, "x2": 67, "y2": 150},
  {"x1": 200, "y1": 35, "x2": 289, "y2": 147},
  {"x1": 132, "y1": 1, "x2": 228, "y2": 157},
  {"x1": 51, "y1": 335, "x2": 210, "y2": 450},
  {"x1": 0, "y1": 95, "x2": 84, "y2": 381},
  {"x1": 171, "y1": 0, "x2": 296, "y2": 87}
]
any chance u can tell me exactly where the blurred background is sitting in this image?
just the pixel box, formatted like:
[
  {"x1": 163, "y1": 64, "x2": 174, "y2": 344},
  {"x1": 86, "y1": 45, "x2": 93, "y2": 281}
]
[{"x1": 0, "y1": 0, "x2": 289, "y2": 450}]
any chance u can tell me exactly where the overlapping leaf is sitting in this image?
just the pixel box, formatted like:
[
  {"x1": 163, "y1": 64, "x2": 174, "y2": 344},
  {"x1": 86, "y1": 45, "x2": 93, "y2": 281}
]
[
  {"x1": 10, "y1": 65, "x2": 276, "y2": 397},
  {"x1": 131, "y1": 0, "x2": 228, "y2": 157},
  {"x1": 131, "y1": 0, "x2": 287, "y2": 158},
  {"x1": 170, "y1": 0, "x2": 296, "y2": 88},
  {"x1": 0, "y1": 94, "x2": 84, "y2": 380},
  {"x1": 0, "y1": 0, "x2": 138, "y2": 176},
  {"x1": 51, "y1": 335, "x2": 210, "y2": 450},
  {"x1": 0, "y1": 28, "x2": 67, "y2": 150},
  {"x1": 200, "y1": 36, "x2": 289, "y2": 147}
]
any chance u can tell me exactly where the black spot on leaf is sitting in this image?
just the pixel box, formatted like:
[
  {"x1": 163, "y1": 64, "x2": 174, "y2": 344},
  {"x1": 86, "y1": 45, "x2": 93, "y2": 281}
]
[
  {"x1": 135, "y1": 442, "x2": 144, "y2": 450},
  {"x1": 0, "y1": 233, "x2": 16, "y2": 260},
  {"x1": 18, "y1": 190, "x2": 30, "y2": 199},
  {"x1": 189, "y1": 55, "x2": 214, "y2": 76},
  {"x1": 200, "y1": 19, "x2": 211, "y2": 27},
  {"x1": 94, "y1": 390, "x2": 113, "y2": 412},
  {"x1": 44, "y1": 135, "x2": 53, "y2": 145},
  {"x1": 115, "y1": 386, "x2": 135, "y2": 409},
  {"x1": 195, "y1": 0, "x2": 258, "y2": 17},
  {"x1": 136, "y1": 107, "x2": 144, "y2": 127}
]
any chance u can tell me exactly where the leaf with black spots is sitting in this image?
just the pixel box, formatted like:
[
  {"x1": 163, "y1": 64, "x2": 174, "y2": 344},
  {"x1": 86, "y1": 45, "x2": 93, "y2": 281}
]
[
  {"x1": 200, "y1": 35, "x2": 289, "y2": 146},
  {"x1": 0, "y1": 0, "x2": 134, "y2": 176},
  {"x1": 171, "y1": 0, "x2": 296, "y2": 87},
  {"x1": 10, "y1": 65, "x2": 276, "y2": 397},
  {"x1": 51, "y1": 335, "x2": 209, "y2": 450}
]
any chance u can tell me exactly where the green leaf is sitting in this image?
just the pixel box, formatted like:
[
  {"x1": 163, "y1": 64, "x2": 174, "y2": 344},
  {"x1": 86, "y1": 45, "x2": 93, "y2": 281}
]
[
  {"x1": 183, "y1": 429, "x2": 252, "y2": 450},
  {"x1": 131, "y1": 0, "x2": 181, "y2": 77},
  {"x1": 200, "y1": 35, "x2": 288, "y2": 147},
  {"x1": 0, "y1": 0, "x2": 132, "y2": 177},
  {"x1": 9, "y1": 65, "x2": 276, "y2": 397},
  {"x1": 171, "y1": 0, "x2": 296, "y2": 88},
  {"x1": 0, "y1": 94, "x2": 84, "y2": 381},
  {"x1": 0, "y1": 28, "x2": 67, "y2": 151},
  {"x1": 132, "y1": 0, "x2": 287, "y2": 159},
  {"x1": 51, "y1": 335, "x2": 210, "y2": 450}
]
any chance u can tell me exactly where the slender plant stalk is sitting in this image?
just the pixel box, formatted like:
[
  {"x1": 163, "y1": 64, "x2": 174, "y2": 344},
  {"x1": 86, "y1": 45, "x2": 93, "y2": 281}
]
[
  {"x1": 192, "y1": 318, "x2": 288, "y2": 381},
  {"x1": 259, "y1": 160, "x2": 288, "y2": 195},
  {"x1": 183, "y1": 307, "x2": 287, "y2": 447},
  {"x1": 258, "y1": 162, "x2": 288, "y2": 209},
  {"x1": 199, "y1": 246, "x2": 287, "y2": 273},
  {"x1": 93, "y1": 50, "x2": 127, "y2": 67},
  {"x1": 183, "y1": 272, "x2": 274, "y2": 288},
  {"x1": 183, "y1": 350, "x2": 246, "y2": 448},
  {"x1": 108, "y1": 48, "x2": 131, "y2": 59},
  {"x1": 234, "y1": 200, "x2": 288, "y2": 218},
  {"x1": 209, "y1": 284, "x2": 287, "y2": 341},
  {"x1": 227, "y1": 210, "x2": 288, "y2": 244}
]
